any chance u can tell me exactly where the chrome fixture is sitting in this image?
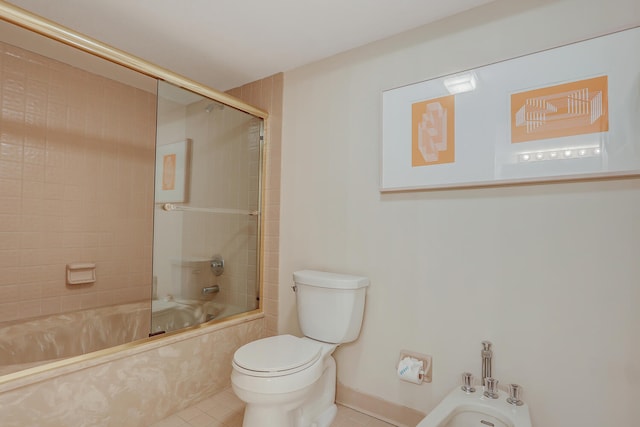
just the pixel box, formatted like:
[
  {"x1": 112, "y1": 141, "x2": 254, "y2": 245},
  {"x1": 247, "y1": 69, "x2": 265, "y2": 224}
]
[
  {"x1": 483, "y1": 377, "x2": 499, "y2": 399},
  {"x1": 461, "y1": 372, "x2": 475, "y2": 393},
  {"x1": 507, "y1": 384, "x2": 524, "y2": 406},
  {"x1": 481, "y1": 340, "x2": 493, "y2": 386},
  {"x1": 202, "y1": 285, "x2": 220, "y2": 295},
  {"x1": 162, "y1": 203, "x2": 259, "y2": 216},
  {"x1": 204, "y1": 101, "x2": 224, "y2": 113},
  {"x1": 210, "y1": 255, "x2": 224, "y2": 276}
]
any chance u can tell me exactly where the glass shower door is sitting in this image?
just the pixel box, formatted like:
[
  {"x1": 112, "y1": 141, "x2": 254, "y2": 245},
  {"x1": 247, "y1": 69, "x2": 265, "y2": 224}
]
[{"x1": 151, "y1": 81, "x2": 262, "y2": 334}]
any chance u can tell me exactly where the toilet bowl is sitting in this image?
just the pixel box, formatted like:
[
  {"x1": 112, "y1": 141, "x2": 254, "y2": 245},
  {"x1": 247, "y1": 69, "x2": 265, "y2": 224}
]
[
  {"x1": 230, "y1": 270, "x2": 369, "y2": 427},
  {"x1": 232, "y1": 334, "x2": 338, "y2": 427},
  {"x1": 417, "y1": 386, "x2": 532, "y2": 427}
]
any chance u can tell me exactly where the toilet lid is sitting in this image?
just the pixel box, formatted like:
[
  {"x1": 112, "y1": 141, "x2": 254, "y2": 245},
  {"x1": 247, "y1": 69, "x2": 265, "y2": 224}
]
[{"x1": 233, "y1": 335, "x2": 321, "y2": 376}]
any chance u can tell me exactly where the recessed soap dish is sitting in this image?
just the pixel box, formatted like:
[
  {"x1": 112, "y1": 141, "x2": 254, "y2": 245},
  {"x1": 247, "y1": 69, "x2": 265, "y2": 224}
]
[{"x1": 66, "y1": 263, "x2": 96, "y2": 285}]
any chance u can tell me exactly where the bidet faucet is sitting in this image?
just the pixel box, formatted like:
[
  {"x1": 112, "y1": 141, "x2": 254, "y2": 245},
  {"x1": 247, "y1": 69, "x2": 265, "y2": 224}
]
[{"x1": 481, "y1": 340, "x2": 492, "y2": 386}]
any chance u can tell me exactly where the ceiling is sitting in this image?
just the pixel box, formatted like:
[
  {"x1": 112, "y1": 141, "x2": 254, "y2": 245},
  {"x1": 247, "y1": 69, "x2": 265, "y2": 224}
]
[{"x1": 5, "y1": 0, "x2": 495, "y2": 91}]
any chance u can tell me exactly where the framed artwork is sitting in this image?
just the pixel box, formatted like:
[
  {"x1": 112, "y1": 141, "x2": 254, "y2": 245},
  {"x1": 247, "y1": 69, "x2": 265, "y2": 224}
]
[
  {"x1": 155, "y1": 139, "x2": 190, "y2": 203},
  {"x1": 380, "y1": 26, "x2": 640, "y2": 191}
]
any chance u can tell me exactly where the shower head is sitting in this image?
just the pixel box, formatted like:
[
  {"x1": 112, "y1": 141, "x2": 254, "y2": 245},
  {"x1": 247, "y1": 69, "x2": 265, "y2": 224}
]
[{"x1": 205, "y1": 101, "x2": 224, "y2": 113}]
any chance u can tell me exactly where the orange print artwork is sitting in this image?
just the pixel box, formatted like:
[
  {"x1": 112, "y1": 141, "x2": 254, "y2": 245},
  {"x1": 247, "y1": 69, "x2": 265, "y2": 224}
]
[
  {"x1": 162, "y1": 153, "x2": 176, "y2": 191},
  {"x1": 411, "y1": 95, "x2": 455, "y2": 167},
  {"x1": 511, "y1": 76, "x2": 609, "y2": 143}
]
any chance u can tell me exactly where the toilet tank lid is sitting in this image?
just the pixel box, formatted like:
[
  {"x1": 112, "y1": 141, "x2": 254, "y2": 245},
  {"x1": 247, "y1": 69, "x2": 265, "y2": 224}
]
[{"x1": 293, "y1": 270, "x2": 369, "y2": 289}]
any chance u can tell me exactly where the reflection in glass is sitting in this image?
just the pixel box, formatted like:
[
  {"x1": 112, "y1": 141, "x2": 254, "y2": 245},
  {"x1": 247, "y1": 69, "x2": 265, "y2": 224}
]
[{"x1": 152, "y1": 81, "x2": 262, "y2": 334}]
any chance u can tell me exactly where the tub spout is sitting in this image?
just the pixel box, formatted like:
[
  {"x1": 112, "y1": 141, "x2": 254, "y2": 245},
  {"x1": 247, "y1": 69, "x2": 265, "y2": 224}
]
[{"x1": 202, "y1": 285, "x2": 220, "y2": 295}]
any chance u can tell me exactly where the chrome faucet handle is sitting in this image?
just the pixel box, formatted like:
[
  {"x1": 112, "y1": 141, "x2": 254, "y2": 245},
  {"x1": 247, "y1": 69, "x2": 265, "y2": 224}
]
[
  {"x1": 461, "y1": 372, "x2": 476, "y2": 393},
  {"x1": 483, "y1": 377, "x2": 499, "y2": 399},
  {"x1": 507, "y1": 383, "x2": 524, "y2": 406}
]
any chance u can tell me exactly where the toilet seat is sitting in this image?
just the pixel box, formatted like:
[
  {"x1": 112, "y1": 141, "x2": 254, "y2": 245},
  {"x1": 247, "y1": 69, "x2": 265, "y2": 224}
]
[{"x1": 233, "y1": 335, "x2": 322, "y2": 378}]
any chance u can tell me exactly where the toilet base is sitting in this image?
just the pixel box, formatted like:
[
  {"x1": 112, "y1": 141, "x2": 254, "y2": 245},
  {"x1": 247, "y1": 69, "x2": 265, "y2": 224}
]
[
  {"x1": 236, "y1": 355, "x2": 337, "y2": 427},
  {"x1": 242, "y1": 403, "x2": 299, "y2": 427},
  {"x1": 311, "y1": 403, "x2": 337, "y2": 427}
]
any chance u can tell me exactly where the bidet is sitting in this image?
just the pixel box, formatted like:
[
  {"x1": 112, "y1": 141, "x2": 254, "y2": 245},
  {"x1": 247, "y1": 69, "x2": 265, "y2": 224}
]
[{"x1": 416, "y1": 386, "x2": 532, "y2": 427}]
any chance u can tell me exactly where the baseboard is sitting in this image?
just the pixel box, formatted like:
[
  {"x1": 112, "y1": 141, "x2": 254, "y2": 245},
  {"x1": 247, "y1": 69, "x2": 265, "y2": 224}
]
[{"x1": 336, "y1": 382, "x2": 426, "y2": 427}]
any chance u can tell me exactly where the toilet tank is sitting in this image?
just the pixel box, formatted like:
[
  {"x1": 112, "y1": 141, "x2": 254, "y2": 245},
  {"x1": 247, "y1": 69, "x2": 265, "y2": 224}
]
[{"x1": 293, "y1": 270, "x2": 369, "y2": 344}]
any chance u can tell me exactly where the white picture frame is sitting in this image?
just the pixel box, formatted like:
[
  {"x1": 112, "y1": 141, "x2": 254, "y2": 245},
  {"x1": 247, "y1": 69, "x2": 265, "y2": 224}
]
[
  {"x1": 155, "y1": 139, "x2": 190, "y2": 203},
  {"x1": 380, "y1": 26, "x2": 640, "y2": 192}
]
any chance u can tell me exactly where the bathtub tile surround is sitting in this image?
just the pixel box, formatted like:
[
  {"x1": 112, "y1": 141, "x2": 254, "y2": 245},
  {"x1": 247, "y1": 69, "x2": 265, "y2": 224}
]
[
  {"x1": 0, "y1": 316, "x2": 264, "y2": 427},
  {"x1": 0, "y1": 39, "x2": 156, "y2": 324}
]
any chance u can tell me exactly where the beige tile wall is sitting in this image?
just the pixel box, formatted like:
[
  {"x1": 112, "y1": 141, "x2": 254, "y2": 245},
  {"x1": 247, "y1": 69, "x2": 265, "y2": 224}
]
[
  {"x1": 227, "y1": 73, "x2": 283, "y2": 337},
  {"x1": 0, "y1": 41, "x2": 157, "y2": 323}
]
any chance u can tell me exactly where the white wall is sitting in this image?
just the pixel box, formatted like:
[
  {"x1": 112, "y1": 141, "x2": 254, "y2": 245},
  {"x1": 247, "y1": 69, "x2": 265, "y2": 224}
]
[{"x1": 279, "y1": 0, "x2": 640, "y2": 426}]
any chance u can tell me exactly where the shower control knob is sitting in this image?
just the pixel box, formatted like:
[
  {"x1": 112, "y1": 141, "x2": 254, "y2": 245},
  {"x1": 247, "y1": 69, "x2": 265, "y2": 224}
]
[
  {"x1": 210, "y1": 255, "x2": 224, "y2": 276},
  {"x1": 483, "y1": 377, "x2": 499, "y2": 399},
  {"x1": 507, "y1": 383, "x2": 524, "y2": 406},
  {"x1": 461, "y1": 372, "x2": 475, "y2": 393}
]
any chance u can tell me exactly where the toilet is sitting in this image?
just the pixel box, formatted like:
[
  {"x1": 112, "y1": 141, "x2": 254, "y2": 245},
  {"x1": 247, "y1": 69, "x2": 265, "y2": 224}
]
[
  {"x1": 417, "y1": 386, "x2": 532, "y2": 427},
  {"x1": 231, "y1": 270, "x2": 369, "y2": 427}
]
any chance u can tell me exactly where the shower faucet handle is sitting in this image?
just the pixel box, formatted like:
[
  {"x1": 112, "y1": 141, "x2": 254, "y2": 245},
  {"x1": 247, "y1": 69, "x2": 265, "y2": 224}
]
[
  {"x1": 210, "y1": 255, "x2": 224, "y2": 276},
  {"x1": 507, "y1": 383, "x2": 524, "y2": 406}
]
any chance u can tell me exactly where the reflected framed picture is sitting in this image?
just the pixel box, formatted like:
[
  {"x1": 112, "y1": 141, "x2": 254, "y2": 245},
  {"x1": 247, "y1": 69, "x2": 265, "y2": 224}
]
[{"x1": 155, "y1": 139, "x2": 190, "y2": 203}]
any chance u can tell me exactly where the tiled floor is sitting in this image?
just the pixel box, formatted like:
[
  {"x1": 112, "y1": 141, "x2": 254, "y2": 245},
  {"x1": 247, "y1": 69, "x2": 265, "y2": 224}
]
[{"x1": 149, "y1": 387, "x2": 396, "y2": 427}]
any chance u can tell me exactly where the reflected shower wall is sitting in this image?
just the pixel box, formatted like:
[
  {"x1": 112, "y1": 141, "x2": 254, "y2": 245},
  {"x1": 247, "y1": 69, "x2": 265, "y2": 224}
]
[{"x1": 153, "y1": 81, "x2": 262, "y2": 333}]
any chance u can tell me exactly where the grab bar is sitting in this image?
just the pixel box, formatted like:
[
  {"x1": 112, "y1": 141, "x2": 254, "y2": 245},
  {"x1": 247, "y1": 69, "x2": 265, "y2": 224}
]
[{"x1": 162, "y1": 203, "x2": 259, "y2": 216}]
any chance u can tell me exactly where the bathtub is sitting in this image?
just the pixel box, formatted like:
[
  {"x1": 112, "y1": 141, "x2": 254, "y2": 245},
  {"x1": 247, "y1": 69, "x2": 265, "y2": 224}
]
[
  {"x1": 0, "y1": 302, "x2": 151, "y2": 376},
  {"x1": 151, "y1": 299, "x2": 248, "y2": 334}
]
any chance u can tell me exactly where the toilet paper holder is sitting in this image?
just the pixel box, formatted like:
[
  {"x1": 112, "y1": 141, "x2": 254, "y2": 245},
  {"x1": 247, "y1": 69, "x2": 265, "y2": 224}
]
[{"x1": 397, "y1": 350, "x2": 432, "y2": 384}]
